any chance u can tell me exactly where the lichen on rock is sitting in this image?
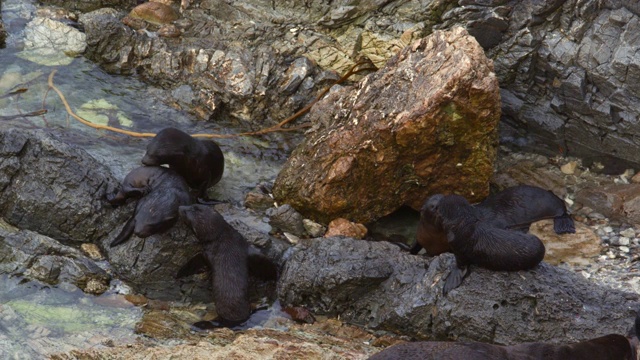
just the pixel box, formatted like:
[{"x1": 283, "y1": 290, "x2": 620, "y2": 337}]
[{"x1": 273, "y1": 27, "x2": 501, "y2": 224}]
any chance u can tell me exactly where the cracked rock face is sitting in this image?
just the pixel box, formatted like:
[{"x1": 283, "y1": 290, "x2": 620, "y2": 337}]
[
  {"x1": 0, "y1": 225, "x2": 110, "y2": 294},
  {"x1": 273, "y1": 27, "x2": 500, "y2": 223},
  {"x1": 277, "y1": 236, "x2": 640, "y2": 344},
  {"x1": 74, "y1": 0, "x2": 640, "y2": 175},
  {"x1": 0, "y1": 128, "x2": 125, "y2": 243},
  {"x1": 460, "y1": 0, "x2": 640, "y2": 167}
]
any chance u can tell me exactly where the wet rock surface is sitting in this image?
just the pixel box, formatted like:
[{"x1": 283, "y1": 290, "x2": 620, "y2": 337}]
[
  {"x1": 273, "y1": 27, "x2": 500, "y2": 223},
  {"x1": 278, "y1": 237, "x2": 639, "y2": 344},
  {"x1": 0, "y1": 128, "x2": 127, "y2": 243},
  {"x1": 0, "y1": 222, "x2": 110, "y2": 294},
  {"x1": 70, "y1": 0, "x2": 640, "y2": 172},
  {"x1": 52, "y1": 318, "x2": 385, "y2": 359}
]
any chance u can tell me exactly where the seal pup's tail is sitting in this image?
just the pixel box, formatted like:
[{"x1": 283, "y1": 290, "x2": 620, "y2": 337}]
[{"x1": 553, "y1": 213, "x2": 575, "y2": 234}]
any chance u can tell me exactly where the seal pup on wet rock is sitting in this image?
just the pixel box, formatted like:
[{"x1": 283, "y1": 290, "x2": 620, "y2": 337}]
[
  {"x1": 106, "y1": 166, "x2": 192, "y2": 247},
  {"x1": 410, "y1": 185, "x2": 574, "y2": 256},
  {"x1": 368, "y1": 312, "x2": 640, "y2": 359},
  {"x1": 178, "y1": 204, "x2": 251, "y2": 328},
  {"x1": 141, "y1": 127, "x2": 225, "y2": 204},
  {"x1": 435, "y1": 194, "x2": 546, "y2": 294}
]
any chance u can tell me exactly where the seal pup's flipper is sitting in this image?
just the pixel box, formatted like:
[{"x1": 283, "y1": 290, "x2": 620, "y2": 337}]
[
  {"x1": 443, "y1": 265, "x2": 469, "y2": 295},
  {"x1": 105, "y1": 186, "x2": 148, "y2": 206},
  {"x1": 176, "y1": 253, "x2": 209, "y2": 278},
  {"x1": 553, "y1": 213, "x2": 575, "y2": 234},
  {"x1": 110, "y1": 216, "x2": 136, "y2": 247},
  {"x1": 409, "y1": 241, "x2": 423, "y2": 255},
  {"x1": 191, "y1": 318, "x2": 246, "y2": 331}
]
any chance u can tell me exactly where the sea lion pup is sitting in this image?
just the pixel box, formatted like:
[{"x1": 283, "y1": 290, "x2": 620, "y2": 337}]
[
  {"x1": 178, "y1": 204, "x2": 251, "y2": 328},
  {"x1": 410, "y1": 185, "x2": 574, "y2": 256},
  {"x1": 437, "y1": 194, "x2": 545, "y2": 294},
  {"x1": 410, "y1": 194, "x2": 448, "y2": 255},
  {"x1": 141, "y1": 127, "x2": 224, "y2": 204},
  {"x1": 106, "y1": 166, "x2": 191, "y2": 247},
  {"x1": 368, "y1": 313, "x2": 640, "y2": 360},
  {"x1": 477, "y1": 185, "x2": 575, "y2": 234}
]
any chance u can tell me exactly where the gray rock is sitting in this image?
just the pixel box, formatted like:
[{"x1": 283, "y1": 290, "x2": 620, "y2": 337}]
[
  {"x1": 303, "y1": 219, "x2": 326, "y2": 238},
  {"x1": 62, "y1": 0, "x2": 640, "y2": 170},
  {"x1": 0, "y1": 128, "x2": 127, "y2": 243},
  {"x1": 40, "y1": 0, "x2": 131, "y2": 13},
  {"x1": 278, "y1": 237, "x2": 639, "y2": 343},
  {"x1": 0, "y1": 225, "x2": 110, "y2": 294},
  {"x1": 266, "y1": 204, "x2": 306, "y2": 237}
]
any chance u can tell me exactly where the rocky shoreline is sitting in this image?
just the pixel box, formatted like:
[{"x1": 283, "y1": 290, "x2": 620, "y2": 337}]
[{"x1": 1, "y1": 0, "x2": 640, "y2": 358}]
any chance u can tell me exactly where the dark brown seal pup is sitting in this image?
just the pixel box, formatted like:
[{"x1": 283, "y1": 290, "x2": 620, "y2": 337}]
[
  {"x1": 435, "y1": 194, "x2": 546, "y2": 294},
  {"x1": 477, "y1": 185, "x2": 575, "y2": 234},
  {"x1": 410, "y1": 185, "x2": 574, "y2": 256},
  {"x1": 106, "y1": 166, "x2": 191, "y2": 247},
  {"x1": 368, "y1": 312, "x2": 640, "y2": 359},
  {"x1": 178, "y1": 204, "x2": 251, "y2": 327},
  {"x1": 141, "y1": 127, "x2": 224, "y2": 203}
]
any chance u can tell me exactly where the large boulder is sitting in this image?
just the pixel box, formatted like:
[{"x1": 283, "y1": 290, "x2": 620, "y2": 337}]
[
  {"x1": 0, "y1": 128, "x2": 126, "y2": 243},
  {"x1": 273, "y1": 27, "x2": 500, "y2": 223},
  {"x1": 73, "y1": 0, "x2": 640, "y2": 178},
  {"x1": 278, "y1": 237, "x2": 639, "y2": 344},
  {"x1": 0, "y1": 128, "x2": 286, "y2": 301},
  {"x1": 450, "y1": 0, "x2": 640, "y2": 168}
]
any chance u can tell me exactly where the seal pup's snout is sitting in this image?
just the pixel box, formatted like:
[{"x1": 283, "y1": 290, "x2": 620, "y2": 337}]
[{"x1": 141, "y1": 153, "x2": 158, "y2": 166}]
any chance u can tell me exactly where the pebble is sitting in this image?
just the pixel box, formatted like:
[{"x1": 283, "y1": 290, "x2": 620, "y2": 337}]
[
  {"x1": 560, "y1": 161, "x2": 577, "y2": 174},
  {"x1": 618, "y1": 237, "x2": 630, "y2": 246},
  {"x1": 303, "y1": 219, "x2": 326, "y2": 238},
  {"x1": 620, "y1": 246, "x2": 630, "y2": 253},
  {"x1": 603, "y1": 226, "x2": 613, "y2": 233},
  {"x1": 620, "y1": 228, "x2": 636, "y2": 238}
]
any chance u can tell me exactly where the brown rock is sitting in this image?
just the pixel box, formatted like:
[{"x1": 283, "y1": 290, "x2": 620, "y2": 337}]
[
  {"x1": 575, "y1": 184, "x2": 640, "y2": 226},
  {"x1": 130, "y1": 2, "x2": 179, "y2": 25},
  {"x1": 529, "y1": 220, "x2": 601, "y2": 266},
  {"x1": 273, "y1": 27, "x2": 500, "y2": 223},
  {"x1": 325, "y1": 218, "x2": 368, "y2": 239},
  {"x1": 80, "y1": 243, "x2": 104, "y2": 260}
]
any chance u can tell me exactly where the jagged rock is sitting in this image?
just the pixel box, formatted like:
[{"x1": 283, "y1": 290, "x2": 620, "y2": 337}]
[
  {"x1": 266, "y1": 204, "x2": 306, "y2": 237},
  {"x1": 464, "y1": 0, "x2": 640, "y2": 168},
  {"x1": 575, "y1": 184, "x2": 640, "y2": 226},
  {"x1": 19, "y1": 17, "x2": 87, "y2": 66},
  {"x1": 273, "y1": 27, "x2": 500, "y2": 223},
  {"x1": 303, "y1": 219, "x2": 326, "y2": 238},
  {"x1": 39, "y1": 0, "x2": 131, "y2": 13},
  {"x1": 51, "y1": 0, "x2": 640, "y2": 170},
  {"x1": 0, "y1": 128, "x2": 126, "y2": 243},
  {"x1": 277, "y1": 237, "x2": 639, "y2": 344},
  {"x1": 0, "y1": 225, "x2": 110, "y2": 294}
]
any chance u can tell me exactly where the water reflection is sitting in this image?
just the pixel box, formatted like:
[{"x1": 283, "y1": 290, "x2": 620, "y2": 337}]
[{"x1": 0, "y1": 275, "x2": 142, "y2": 358}]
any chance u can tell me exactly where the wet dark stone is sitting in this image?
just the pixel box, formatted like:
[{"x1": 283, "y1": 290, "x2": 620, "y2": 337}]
[{"x1": 278, "y1": 237, "x2": 640, "y2": 344}]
